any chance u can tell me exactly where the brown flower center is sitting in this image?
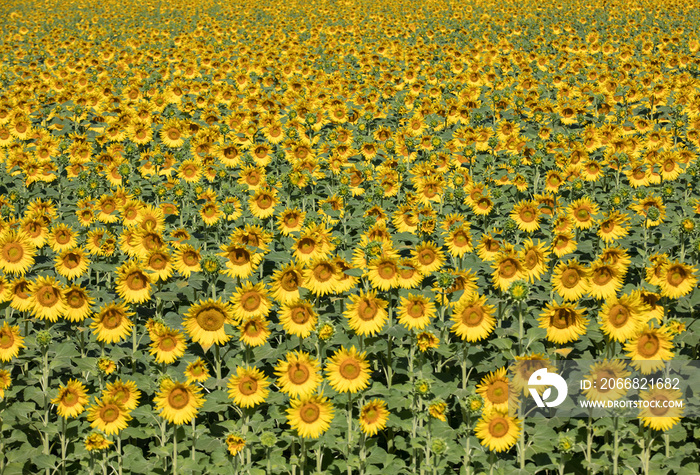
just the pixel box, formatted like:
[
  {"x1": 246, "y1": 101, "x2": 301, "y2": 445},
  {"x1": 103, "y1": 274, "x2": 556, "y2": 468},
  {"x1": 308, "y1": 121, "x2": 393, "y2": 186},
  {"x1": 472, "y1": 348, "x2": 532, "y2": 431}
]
[
  {"x1": 241, "y1": 292, "x2": 262, "y2": 312},
  {"x1": 488, "y1": 417, "x2": 509, "y2": 438},
  {"x1": 195, "y1": 306, "x2": 226, "y2": 331},
  {"x1": 159, "y1": 336, "x2": 177, "y2": 351},
  {"x1": 649, "y1": 395, "x2": 670, "y2": 416},
  {"x1": 551, "y1": 308, "x2": 574, "y2": 329},
  {"x1": 65, "y1": 290, "x2": 86, "y2": 309},
  {"x1": 637, "y1": 333, "x2": 660, "y2": 358},
  {"x1": 377, "y1": 261, "x2": 397, "y2": 279},
  {"x1": 358, "y1": 298, "x2": 379, "y2": 321},
  {"x1": 592, "y1": 267, "x2": 613, "y2": 286},
  {"x1": 297, "y1": 238, "x2": 316, "y2": 255},
  {"x1": 0, "y1": 331, "x2": 14, "y2": 348},
  {"x1": 313, "y1": 263, "x2": 334, "y2": 282},
  {"x1": 36, "y1": 284, "x2": 60, "y2": 307},
  {"x1": 3, "y1": 243, "x2": 24, "y2": 263},
  {"x1": 339, "y1": 358, "x2": 361, "y2": 380},
  {"x1": 100, "y1": 404, "x2": 120, "y2": 423},
  {"x1": 666, "y1": 265, "x2": 686, "y2": 287},
  {"x1": 418, "y1": 248, "x2": 436, "y2": 266},
  {"x1": 486, "y1": 381, "x2": 509, "y2": 404},
  {"x1": 289, "y1": 363, "x2": 310, "y2": 385},
  {"x1": 561, "y1": 269, "x2": 580, "y2": 288},
  {"x1": 498, "y1": 258, "x2": 519, "y2": 279},
  {"x1": 300, "y1": 402, "x2": 320, "y2": 423},
  {"x1": 126, "y1": 271, "x2": 148, "y2": 291},
  {"x1": 461, "y1": 305, "x2": 484, "y2": 326},
  {"x1": 168, "y1": 388, "x2": 190, "y2": 409},
  {"x1": 182, "y1": 251, "x2": 199, "y2": 266},
  {"x1": 291, "y1": 307, "x2": 310, "y2": 325},
  {"x1": 239, "y1": 376, "x2": 258, "y2": 395},
  {"x1": 149, "y1": 253, "x2": 167, "y2": 270},
  {"x1": 608, "y1": 304, "x2": 629, "y2": 328},
  {"x1": 407, "y1": 301, "x2": 425, "y2": 318},
  {"x1": 228, "y1": 248, "x2": 250, "y2": 265},
  {"x1": 101, "y1": 308, "x2": 124, "y2": 329}
]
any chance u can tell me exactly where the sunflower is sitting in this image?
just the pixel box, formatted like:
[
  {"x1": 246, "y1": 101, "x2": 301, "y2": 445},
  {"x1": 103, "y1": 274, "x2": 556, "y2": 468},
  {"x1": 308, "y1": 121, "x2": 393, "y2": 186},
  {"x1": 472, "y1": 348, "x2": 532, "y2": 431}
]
[
  {"x1": 275, "y1": 351, "x2": 322, "y2": 398},
  {"x1": 344, "y1": 290, "x2": 389, "y2": 336},
  {"x1": 102, "y1": 379, "x2": 141, "y2": 411},
  {"x1": 54, "y1": 248, "x2": 90, "y2": 280},
  {"x1": 476, "y1": 233, "x2": 502, "y2": 262},
  {"x1": 582, "y1": 360, "x2": 631, "y2": 402},
  {"x1": 218, "y1": 243, "x2": 264, "y2": 280},
  {"x1": 286, "y1": 394, "x2": 335, "y2": 439},
  {"x1": 539, "y1": 302, "x2": 588, "y2": 344},
  {"x1": 625, "y1": 325, "x2": 674, "y2": 374},
  {"x1": 185, "y1": 358, "x2": 210, "y2": 383},
  {"x1": 149, "y1": 326, "x2": 187, "y2": 364},
  {"x1": 238, "y1": 316, "x2": 270, "y2": 347},
  {"x1": 27, "y1": 276, "x2": 65, "y2": 322},
  {"x1": 249, "y1": 187, "x2": 277, "y2": 219},
  {"x1": 631, "y1": 194, "x2": 666, "y2": 227},
  {"x1": 183, "y1": 298, "x2": 234, "y2": 347},
  {"x1": 159, "y1": 118, "x2": 185, "y2": 147},
  {"x1": 550, "y1": 231, "x2": 577, "y2": 258},
  {"x1": 639, "y1": 291, "x2": 664, "y2": 323},
  {"x1": 519, "y1": 239, "x2": 549, "y2": 283},
  {"x1": 510, "y1": 200, "x2": 540, "y2": 232},
  {"x1": 412, "y1": 241, "x2": 445, "y2": 275},
  {"x1": 292, "y1": 225, "x2": 333, "y2": 263},
  {"x1": 0, "y1": 369, "x2": 10, "y2": 399},
  {"x1": 645, "y1": 253, "x2": 669, "y2": 287},
  {"x1": 115, "y1": 260, "x2": 152, "y2": 304},
  {"x1": 0, "y1": 230, "x2": 36, "y2": 275},
  {"x1": 270, "y1": 262, "x2": 304, "y2": 303},
  {"x1": 397, "y1": 293, "x2": 436, "y2": 331},
  {"x1": 87, "y1": 397, "x2": 132, "y2": 435},
  {"x1": 63, "y1": 285, "x2": 94, "y2": 322},
  {"x1": 333, "y1": 256, "x2": 360, "y2": 293},
  {"x1": 227, "y1": 366, "x2": 270, "y2": 408},
  {"x1": 91, "y1": 302, "x2": 134, "y2": 344},
  {"x1": 444, "y1": 224, "x2": 473, "y2": 258},
  {"x1": 145, "y1": 249, "x2": 173, "y2": 282},
  {"x1": 47, "y1": 223, "x2": 77, "y2": 252},
  {"x1": 510, "y1": 354, "x2": 554, "y2": 396},
  {"x1": 476, "y1": 410, "x2": 521, "y2": 452},
  {"x1": 588, "y1": 260, "x2": 623, "y2": 300},
  {"x1": 366, "y1": 255, "x2": 400, "y2": 291},
  {"x1": 568, "y1": 197, "x2": 599, "y2": 230},
  {"x1": 279, "y1": 300, "x2": 318, "y2": 338},
  {"x1": 396, "y1": 258, "x2": 424, "y2": 289},
  {"x1": 0, "y1": 321, "x2": 25, "y2": 362},
  {"x1": 638, "y1": 387, "x2": 684, "y2": 431},
  {"x1": 598, "y1": 245, "x2": 631, "y2": 277},
  {"x1": 9, "y1": 278, "x2": 33, "y2": 313},
  {"x1": 325, "y1": 346, "x2": 371, "y2": 394},
  {"x1": 658, "y1": 261, "x2": 698, "y2": 299},
  {"x1": 450, "y1": 292, "x2": 496, "y2": 342},
  {"x1": 173, "y1": 245, "x2": 201, "y2": 277},
  {"x1": 277, "y1": 208, "x2": 306, "y2": 236},
  {"x1": 476, "y1": 367, "x2": 516, "y2": 413},
  {"x1": 597, "y1": 211, "x2": 630, "y2": 243},
  {"x1": 303, "y1": 258, "x2": 340, "y2": 296},
  {"x1": 491, "y1": 249, "x2": 524, "y2": 293},
  {"x1": 599, "y1": 292, "x2": 648, "y2": 342},
  {"x1": 0, "y1": 276, "x2": 10, "y2": 303},
  {"x1": 84, "y1": 432, "x2": 112, "y2": 451},
  {"x1": 358, "y1": 399, "x2": 389, "y2": 436},
  {"x1": 155, "y1": 379, "x2": 204, "y2": 425},
  {"x1": 551, "y1": 259, "x2": 589, "y2": 301}
]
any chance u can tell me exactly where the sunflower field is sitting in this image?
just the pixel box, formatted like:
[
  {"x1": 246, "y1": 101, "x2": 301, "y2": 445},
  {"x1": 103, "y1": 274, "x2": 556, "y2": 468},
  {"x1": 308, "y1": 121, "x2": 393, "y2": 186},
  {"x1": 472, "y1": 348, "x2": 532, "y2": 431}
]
[{"x1": 1, "y1": 0, "x2": 700, "y2": 473}]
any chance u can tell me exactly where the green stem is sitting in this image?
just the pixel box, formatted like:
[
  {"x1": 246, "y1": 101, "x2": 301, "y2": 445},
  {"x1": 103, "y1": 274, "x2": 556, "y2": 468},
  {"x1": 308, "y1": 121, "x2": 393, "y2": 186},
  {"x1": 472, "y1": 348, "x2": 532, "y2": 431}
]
[
  {"x1": 586, "y1": 412, "x2": 593, "y2": 475},
  {"x1": 215, "y1": 344, "x2": 222, "y2": 389},
  {"x1": 464, "y1": 413, "x2": 472, "y2": 475},
  {"x1": 347, "y1": 393, "x2": 353, "y2": 475},
  {"x1": 518, "y1": 406, "x2": 525, "y2": 470},
  {"x1": 173, "y1": 426, "x2": 178, "y2": 475},
  {"x1": 41, "y1": 345, "x2": 50, "y2": 475},
  {"x1": 613, "y1": 417, "x2": 619, "y2": 475},
  {"x1": 191, "y1": 417, "x2": 196, "y2": 461},
  {"x1": 60, "y1": 417, "x2": 67, "y2": 475},
  {"x1": 118, "y1": 433, "x2": 123, "y2": 475}
]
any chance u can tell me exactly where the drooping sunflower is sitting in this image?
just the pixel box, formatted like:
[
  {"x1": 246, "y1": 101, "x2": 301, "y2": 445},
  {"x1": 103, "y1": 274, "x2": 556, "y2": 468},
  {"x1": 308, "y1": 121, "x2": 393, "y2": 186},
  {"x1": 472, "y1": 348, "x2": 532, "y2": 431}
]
[
  {"x1": 286, "y1": 394, "x2": 335, "y2": 439},
  {"x1": 102, "y1": 379, "x2": 141, "y2": 411},
  {"x1": 218, "y1": 242, "x2": 264, "y2": 280},
  {"x1": 28, "y1": 276, "x2": 65, "y2": 322},
  {"x1": 599, "y1": 292, "x2": 648, "y2": 343},
  {"x1": 154, "y1": 379, "x2": 204, "y2": 425},
  {"x1": 91, "y1": 302, "x2": 134, "y2": 344},
  {"x1": 519, "y1": 239, "x2": 549, "y2": 283},
  {"x1": 0, "y1": 230, "x2": 36, "y2": 275},
  {"x1": 230, "y1": 281, "x2": 270, "y2": 321},
  {"x1": 397, "y1": 293, "x2": 436, "y2": 331},
  {"x1": 475, "y1": 410, "x2": 521, "y2": 452},
  {"x1": 491, "y1": 249, "x2": 524, "y2": 293},
  {"x1": 450, "y1": 292, "x2": 496, "y2": 342},
  {"x1": 638, "y1": 387, "x2": 683, "y2": 431},
  {"x1": 115, "y1": 260, "x2": 152, "y2": 304},
  {"x1": 551, "y1": 231, "x2": 577, "y2": 257},
  {"x1": 582, "y1": 360, "x2": 631, "y2": 402},
  {"x1": 227, "y1": 366, "x2": 270, "y2": 408},
  {"x1": 325, "y1": 346, "x2": 371, "y2": 394},
  {"x1": 588, "y1": 260, "x2": 623, "y2": 300},
  {"x1": 238, "y1": 316, "x2": 270, "y2": 347},
  {"x1": 0, "y1": 321, "x2": 25, "y2": 362},
  {"x1": 274, "y1": 351, "x2": 322, "y2": 398},
  {"x1": 279, "y1": 300, "x2": 318, "y2": 338},
  {"x1": 510, "y1": 200, "x2": 540, "y2": 232},
  {"x1": 303, "y1": 258, "x2": 340, "y2": 296},
  {"x1": 344, "y1": 290, "x2": 389, "y2": 336},
  {"x1": 476, "y1": 367, "x2": 516, "y2": 413},
  {"x1": 551, "y1": 259, "x2": 590, "y2": 301},
  {"x1": 172, "y1": 245, "x2": 201, "y2": 277},
  {"x1": 270, "y1": 262, "x2": 305, "y2": 303},
  {"x1": 63, "y1": 285, "x2": 94, "y2": 322},
  {"x1": 84, "y1": 432, "x2": 112, "y2": 451},
  {"x1": 658, "y1": 261, "x2": 698, "y2": 299},
  {"x1": 359, "y1": 399, "x2": 389, "y2": 436},
  {"x1": 412, "y1": 241, "x2": 445, "y2": 275},
  {"x1": 87, "y1": 397, "x2": 132, "y2": 435},
  {"x1": 149, "y1": 326, "x2": 187, "y2": 364},
  {"x1": 625, "y1": 325, "x2": 674, "y2": 374},
  {"x1": 185, "y1": 358, "x2": 210, "y2": 383},
  {"x1": 183, "y1": 298, "x2": 234, "y2": 347},
  {"x1": 539, "y1": 302, "x2": 588, "y2": 344}
]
